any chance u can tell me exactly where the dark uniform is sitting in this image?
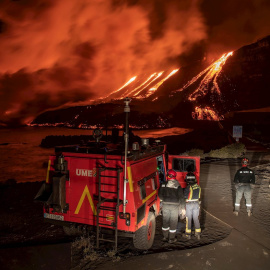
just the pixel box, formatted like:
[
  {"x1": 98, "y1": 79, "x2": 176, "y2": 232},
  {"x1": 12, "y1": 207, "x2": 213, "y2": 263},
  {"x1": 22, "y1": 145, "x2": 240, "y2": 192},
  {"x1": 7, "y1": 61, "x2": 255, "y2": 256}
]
[
  {"x1": 184, "y1": 172, "x2": 201, "y2": 239},
  {"x1": 158, "y1": 179, "x2": 185, "y2": 243},
  {"x1": 234, "y1": 162, "x2": 255, "y2": 216}
]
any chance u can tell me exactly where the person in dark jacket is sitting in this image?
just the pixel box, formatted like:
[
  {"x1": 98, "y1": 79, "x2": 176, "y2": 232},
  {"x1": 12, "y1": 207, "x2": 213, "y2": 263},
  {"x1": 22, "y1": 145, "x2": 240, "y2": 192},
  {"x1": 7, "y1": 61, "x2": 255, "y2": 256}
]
[
  {"x1": 158, "y1": 169, "x2": 185, "y2": 243},
  {"x1": 234, "y1": 157, "x2": 255, "y2": 216},
  {"x1": 183, "y1": 170, "x2": 201, "y2": 240}
]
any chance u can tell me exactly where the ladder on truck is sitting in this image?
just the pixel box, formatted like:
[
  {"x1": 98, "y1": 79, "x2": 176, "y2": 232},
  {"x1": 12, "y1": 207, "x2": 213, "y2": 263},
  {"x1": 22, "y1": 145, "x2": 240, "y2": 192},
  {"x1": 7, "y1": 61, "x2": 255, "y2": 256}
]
[{"x1": 96, "y1": 167, "x2": 123, "y2": 250}]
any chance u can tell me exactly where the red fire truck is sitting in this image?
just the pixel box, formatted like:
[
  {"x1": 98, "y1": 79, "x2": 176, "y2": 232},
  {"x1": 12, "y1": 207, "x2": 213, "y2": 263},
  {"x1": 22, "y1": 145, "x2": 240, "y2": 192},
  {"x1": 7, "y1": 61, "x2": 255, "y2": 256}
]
[{"x1": 35, "y1": 98, "x2": 200, "y2": 250}]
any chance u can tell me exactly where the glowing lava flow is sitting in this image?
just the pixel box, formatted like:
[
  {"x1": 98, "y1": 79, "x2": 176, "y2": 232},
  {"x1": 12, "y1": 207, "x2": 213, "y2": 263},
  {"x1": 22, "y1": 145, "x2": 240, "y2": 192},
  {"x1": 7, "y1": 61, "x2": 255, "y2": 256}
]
[
  {"x1": 172, "y1": 52, "x2": 233, "y2": 121},
  {"x1": 123, "y1": 72, "x2": 159, "y2": 98},
  {"x1": 192, "y1": 106, "x2": 223, "y2": 121},
  {"x1": 189, "y1": 52, "x2": 233, "y2": 101},
  {"x1": 133, "y1": 72, "x2": 164, "y2": 98},
  {"x1": 107, "y1": 68, "x2": 179, "y2": 100},
  {"x1": 102, "y1": 52, "x2": 232, "y2": 122},
  {"x1": 107, "y1": 76, "x2": 137, "y2": 98},
  {"x1": 175, "y1": 52, "x2": 233, "y2": 101},
  {"x1": 145, "y1": 69, "x2": 179, "y2": 98}
]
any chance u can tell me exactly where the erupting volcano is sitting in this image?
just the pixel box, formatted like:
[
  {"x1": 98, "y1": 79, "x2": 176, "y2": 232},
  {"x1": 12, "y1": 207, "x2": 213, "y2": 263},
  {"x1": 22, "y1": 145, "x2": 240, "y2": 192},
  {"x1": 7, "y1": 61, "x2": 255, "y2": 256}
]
[
  {"x1": 0, "y1": 0, "x2": 269, "y2": 128},
  {"x1": 100, "y1": 52, "x2": 234, "y2": 121},
  {"x1": 31, "y1": 34, "x2": 270, "y2": 129},
  {"x1": 105, "y1": 52, "x2": 233, "y2": 104}
]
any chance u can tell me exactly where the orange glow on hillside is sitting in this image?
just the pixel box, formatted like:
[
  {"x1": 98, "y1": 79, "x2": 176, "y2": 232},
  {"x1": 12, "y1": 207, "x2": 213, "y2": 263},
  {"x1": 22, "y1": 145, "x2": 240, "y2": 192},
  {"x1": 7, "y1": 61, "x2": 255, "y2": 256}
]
[
  {"x1": 134, "y1": 72, "x2": 164, "y2": 98},
  {"x1": 145, "y1": 69, "x2": 179, "y2": 98},
  {"x1": 107, "y1": 68, "x2": 179, "y2": 100},
  {"x1": 192, "y1": 106, "x2": 224, "y2": 121},
  {"x1": 124, "y1": 73, "x2": 158, "y2": 97},
  {"x1": 189, "y1": 52, "x2": 233, "y2": 101},
  {"x1": 174, "y1": 52, "x2": 233, "y2": 102},
  {"x1": 111, "y1": 76, "x2": 137, "y2": 95}
]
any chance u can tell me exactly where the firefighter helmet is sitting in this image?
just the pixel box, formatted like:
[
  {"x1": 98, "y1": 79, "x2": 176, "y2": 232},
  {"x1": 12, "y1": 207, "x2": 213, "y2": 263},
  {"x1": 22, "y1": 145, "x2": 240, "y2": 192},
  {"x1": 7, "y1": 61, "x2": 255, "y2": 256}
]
[
  {"x1": 242, "y1": 158, "x2": 249, "y2": 167},
  {"x1": 185, "y1": 172, "x2": 197, "y2": 184},
  {"x1": 167, "y1": 169, "x2": 177, "y2": 180}
]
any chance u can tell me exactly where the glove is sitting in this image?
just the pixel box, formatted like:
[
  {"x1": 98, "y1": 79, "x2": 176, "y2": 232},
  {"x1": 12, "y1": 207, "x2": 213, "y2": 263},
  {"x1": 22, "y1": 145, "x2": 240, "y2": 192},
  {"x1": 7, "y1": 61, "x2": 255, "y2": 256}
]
[
  {"x1": 235, "y1": 183, "x2": 240, "y2": 189},
  {"x1": 179, "y1": 207, "x2": 186, "y2": 219},
  {"x1": 182, "y1": 209, "x2": 186, "y2": 216}
]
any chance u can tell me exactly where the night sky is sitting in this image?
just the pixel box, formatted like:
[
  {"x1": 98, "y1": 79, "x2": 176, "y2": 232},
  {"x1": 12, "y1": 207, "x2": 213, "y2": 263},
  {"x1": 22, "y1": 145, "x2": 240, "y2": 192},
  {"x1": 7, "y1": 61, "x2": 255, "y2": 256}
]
[{"x1": 0, "y1": 0, "x2": 270, "y2": 126}]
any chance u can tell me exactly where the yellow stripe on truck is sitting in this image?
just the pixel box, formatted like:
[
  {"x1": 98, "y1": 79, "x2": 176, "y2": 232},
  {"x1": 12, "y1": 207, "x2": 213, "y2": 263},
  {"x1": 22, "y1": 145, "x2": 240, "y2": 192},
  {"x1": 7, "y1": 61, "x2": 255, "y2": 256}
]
[
  {"x1": 142, "y1": 190, "x2": 157, "y2": 204},
  {"x1": 75, "y1": 185, "x2": 97, "y2": 215},
  {"x1": 45, "y1": 160, "x2": 51, "y2": 183},
  {"x1": 127, "y1": 166, "x2": 134, "y2": 192}
]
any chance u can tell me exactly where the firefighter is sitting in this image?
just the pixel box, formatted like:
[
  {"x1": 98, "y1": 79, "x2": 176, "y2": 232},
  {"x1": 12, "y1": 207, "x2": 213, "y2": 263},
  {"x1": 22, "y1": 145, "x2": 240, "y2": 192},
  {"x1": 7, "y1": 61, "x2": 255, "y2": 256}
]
[
  {"x1": 158, "y1": 169, "x2": 185, "y2": 243},
  {"x1": 184, "y1": 169, "x2": 201, "y2": 240},
  {"x1": 233, "y1": 157, "x2": 255, "y2": 216}
]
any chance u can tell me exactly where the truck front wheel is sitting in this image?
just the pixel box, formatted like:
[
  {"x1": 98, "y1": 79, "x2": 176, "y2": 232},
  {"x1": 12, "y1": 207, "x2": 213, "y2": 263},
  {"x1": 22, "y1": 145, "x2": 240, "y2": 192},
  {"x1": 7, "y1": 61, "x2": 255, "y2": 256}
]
[{"x1": 133, "y1": 211, "x2": 156, "y2": 250}]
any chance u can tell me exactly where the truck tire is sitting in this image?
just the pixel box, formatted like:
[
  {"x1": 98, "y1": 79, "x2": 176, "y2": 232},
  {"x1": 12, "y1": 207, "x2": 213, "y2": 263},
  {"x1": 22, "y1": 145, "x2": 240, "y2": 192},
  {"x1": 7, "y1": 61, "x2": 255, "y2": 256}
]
[
  {"x1": 63, "y1": 226, "x2": 81, "y2": 236},
  {"x1": 133, "y1": 211, "x2": 156, "y2": 250}
]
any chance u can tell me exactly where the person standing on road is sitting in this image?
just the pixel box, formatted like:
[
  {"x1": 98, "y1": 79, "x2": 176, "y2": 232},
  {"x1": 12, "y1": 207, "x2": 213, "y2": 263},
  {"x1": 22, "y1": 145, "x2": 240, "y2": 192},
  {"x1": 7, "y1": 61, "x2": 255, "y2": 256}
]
[
  {"x1": 233, "y1": 157, "x2": 256, "y2": 216},
  {"x1": 158, "y1": 169, "x2": 185, "y2": 243},
  {"x1": 183, "y1": 168, "x2": 201, "y2": 240}
]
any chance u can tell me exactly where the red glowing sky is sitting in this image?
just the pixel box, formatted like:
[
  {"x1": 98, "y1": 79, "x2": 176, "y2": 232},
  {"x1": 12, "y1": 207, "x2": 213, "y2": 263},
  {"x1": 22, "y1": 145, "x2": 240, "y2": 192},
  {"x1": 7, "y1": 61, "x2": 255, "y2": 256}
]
[{"x1": 0, "y1": 0, "x2": 270, "y2": 126}]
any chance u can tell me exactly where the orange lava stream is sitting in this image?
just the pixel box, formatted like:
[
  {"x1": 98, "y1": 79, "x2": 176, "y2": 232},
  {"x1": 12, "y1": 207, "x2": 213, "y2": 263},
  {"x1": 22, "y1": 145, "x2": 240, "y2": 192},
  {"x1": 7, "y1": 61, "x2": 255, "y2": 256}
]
[
  {"x1": 188, "y1": 52, "x2": 233, "y2": 101},
  {"x1": 122, "y1": 73, "x2": 158, "y2": 98},
  {"x1": 107, "y1": 76, "x2": 137, "y2": 98},
  {"x1": 174, "y1": 52, "x2": 233, "y2": 102},
  {"x1": 133, "y1": 72, "x2": 164, "y2": 98},
  {"x1": 192, "y1": 106, "x2": 223, "y2": 121},
  {"x1": 145, "y1": 69, "x2": 179, "y2": 98}
]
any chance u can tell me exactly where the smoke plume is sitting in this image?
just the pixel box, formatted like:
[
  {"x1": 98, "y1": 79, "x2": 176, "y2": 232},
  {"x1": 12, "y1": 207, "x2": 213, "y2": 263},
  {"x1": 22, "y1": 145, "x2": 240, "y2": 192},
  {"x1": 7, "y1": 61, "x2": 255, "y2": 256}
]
[{"x1": 0, "y1": 0, "x2": 269, "y2": 126}]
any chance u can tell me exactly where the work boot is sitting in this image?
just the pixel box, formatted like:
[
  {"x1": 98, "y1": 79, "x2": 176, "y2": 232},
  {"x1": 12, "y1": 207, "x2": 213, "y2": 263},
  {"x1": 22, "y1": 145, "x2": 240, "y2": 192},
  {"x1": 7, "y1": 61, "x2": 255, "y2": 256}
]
[
  {"x1": 195, "y1": 232, "x2": 201, "y2": 240},
  {"x1": 183, "y1": 234, "x2": 191, "y2": 240},
  {"x1": 162, "y1": 237, "x2": 168, "y2": 242},
  {"x1": 247, "y1": 210, "x2": 252, "y2": 217},
  {"x1": 233, "y1": 211, "x2": 239, "y2": 216},
  {"x1": 168, "y1": 238, "x2": 177, "y2": 244}
]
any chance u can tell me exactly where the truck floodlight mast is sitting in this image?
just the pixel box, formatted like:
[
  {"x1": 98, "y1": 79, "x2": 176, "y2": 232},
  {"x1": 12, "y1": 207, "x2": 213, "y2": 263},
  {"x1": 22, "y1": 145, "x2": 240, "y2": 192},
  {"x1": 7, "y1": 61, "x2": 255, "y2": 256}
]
[
  {"x1": 123, "y1": 97, "x2": 131, "y2": 214},
  {"x1": 35, "y1": 98, "x2": 200, "y2": 250}
]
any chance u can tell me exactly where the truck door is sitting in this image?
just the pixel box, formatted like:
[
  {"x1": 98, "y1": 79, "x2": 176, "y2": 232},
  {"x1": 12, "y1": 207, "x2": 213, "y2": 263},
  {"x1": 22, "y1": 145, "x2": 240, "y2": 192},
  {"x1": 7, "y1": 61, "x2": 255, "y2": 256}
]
[
  {"x1": 156, "y1": 155, "x2": 166, "y2": 184},
  {"x1": 167, "y1": 155, "x2": 200, "y2": 188}
]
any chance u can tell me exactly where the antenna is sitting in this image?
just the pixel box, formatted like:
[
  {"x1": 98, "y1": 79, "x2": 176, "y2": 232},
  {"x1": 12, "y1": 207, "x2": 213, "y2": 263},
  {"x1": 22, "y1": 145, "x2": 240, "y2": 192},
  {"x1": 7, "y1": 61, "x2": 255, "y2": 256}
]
[{"x1": 123, "y1": 97, "x2": 131, "y2": 213}]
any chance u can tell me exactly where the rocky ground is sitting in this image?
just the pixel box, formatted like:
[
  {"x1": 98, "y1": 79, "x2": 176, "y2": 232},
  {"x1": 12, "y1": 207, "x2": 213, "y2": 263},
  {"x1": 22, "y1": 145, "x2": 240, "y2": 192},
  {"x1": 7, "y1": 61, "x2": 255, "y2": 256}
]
[{"x1": 0, "y1": 181, "x2": 70, "y2": 248}]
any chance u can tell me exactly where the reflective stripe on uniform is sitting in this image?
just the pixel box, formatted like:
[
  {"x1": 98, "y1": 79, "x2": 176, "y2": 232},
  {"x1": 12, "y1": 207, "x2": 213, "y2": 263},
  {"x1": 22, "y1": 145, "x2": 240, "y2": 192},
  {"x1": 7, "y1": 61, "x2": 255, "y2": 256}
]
[
  {"x1": 195, "y1": 228, "x2": 201, "y2": 233},
  {"x1": 162, "y1": 227, "x2": 170, "y2": 231},
  {"x1": 235, "y1": 203, "x2": 240, "y2": 206},
  {"x1": 186, "y1": 217, "x2": 191, "y2": 233},
  {"x1": 188, "y1": 184, "x2": 201, "y2": 201},
  {"x1": 169, "y1": 229, "x2": 176, "y2": 233},
  {"x1": 246, "y1": 204, "x2": 252, "y2": 207}
]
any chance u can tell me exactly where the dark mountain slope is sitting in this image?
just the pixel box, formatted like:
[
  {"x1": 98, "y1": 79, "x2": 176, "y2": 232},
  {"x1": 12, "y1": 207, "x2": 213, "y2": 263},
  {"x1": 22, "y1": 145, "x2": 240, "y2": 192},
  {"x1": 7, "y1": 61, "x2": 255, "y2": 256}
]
[{"x1": 31, "y1": 35, "x2": 270, "y2": 128}]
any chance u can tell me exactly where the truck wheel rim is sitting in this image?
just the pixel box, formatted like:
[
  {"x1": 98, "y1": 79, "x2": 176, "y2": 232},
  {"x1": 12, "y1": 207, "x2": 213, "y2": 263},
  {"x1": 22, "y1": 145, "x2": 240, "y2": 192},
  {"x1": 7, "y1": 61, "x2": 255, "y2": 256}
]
[{"x1": 147, "y1": 221, "x2": 152, "y2": 241}]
